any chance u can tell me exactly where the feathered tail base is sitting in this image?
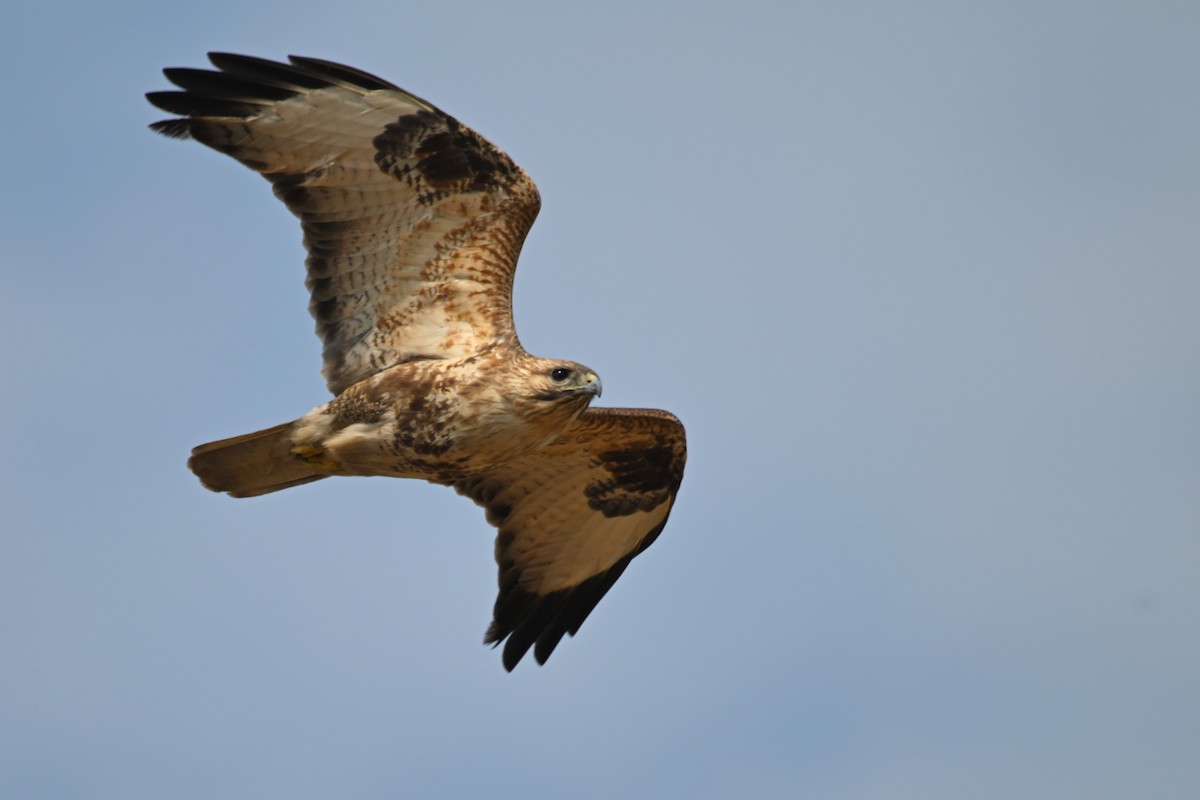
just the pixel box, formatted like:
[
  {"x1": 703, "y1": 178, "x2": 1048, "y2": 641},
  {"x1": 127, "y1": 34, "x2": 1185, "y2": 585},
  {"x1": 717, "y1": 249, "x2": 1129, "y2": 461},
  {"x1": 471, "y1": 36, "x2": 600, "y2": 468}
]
[{"x1": 188, "y1": 422, "x2": 328, "y2": 498}]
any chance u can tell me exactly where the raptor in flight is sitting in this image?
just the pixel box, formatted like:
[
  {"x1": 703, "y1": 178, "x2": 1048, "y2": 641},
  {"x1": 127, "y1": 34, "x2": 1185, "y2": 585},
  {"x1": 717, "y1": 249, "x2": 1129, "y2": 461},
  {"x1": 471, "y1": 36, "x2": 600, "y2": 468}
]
[{"x1": 147, "y1": 53, "x2": 686, "y2": 670}]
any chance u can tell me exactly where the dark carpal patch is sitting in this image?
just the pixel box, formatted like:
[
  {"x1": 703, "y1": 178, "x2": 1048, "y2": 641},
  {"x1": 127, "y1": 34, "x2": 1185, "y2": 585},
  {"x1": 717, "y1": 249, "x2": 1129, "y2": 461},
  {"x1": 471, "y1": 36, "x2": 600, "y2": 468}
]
[
  {"x1": 585, "y1": 443, "x2": 683, "y2": 517},
  {"x1": 486, "y1": 503, "x2": 513, "y2": 527},
  {"x1": 373, "y1": 112, "x2": 518, "y2": 204}
]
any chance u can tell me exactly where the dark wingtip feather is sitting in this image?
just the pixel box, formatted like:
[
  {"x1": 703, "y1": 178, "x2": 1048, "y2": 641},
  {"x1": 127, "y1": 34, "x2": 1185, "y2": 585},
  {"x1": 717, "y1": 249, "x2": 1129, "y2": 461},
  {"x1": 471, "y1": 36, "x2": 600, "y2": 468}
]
[
  {"x1": 145, "y1": 89, "x2": 266, "y2": 118},
  {"x1": 144, "y1": 89, "x2": 184, "y2": 114},
  {"x1": 147, "y1": 53, "x2": 426, "y2": 143},
  {"x1": 533, "y1": 628, "x2": 569, "y2": 666},
  {"x1": 287, "y1": 55, "x2": 401, "y2": 92},
  {"x1": 162, "y1": 66, "x2": 298, "y2": 102},
  {"x1": 483, "y1": 621, "x2": 521, "y2": 672},
  {"x1": 148, "y1": 118, "x2": 194, "y2": 139},
  {"x1": 483, "y1": 515, "x2": 670, "y2": 671},
  {"x1": 501, "y1": 643, "x2": 521, "y2": 672},
  {"x1": 205, "y1": 52, "x2": 330, "y2": 90}
]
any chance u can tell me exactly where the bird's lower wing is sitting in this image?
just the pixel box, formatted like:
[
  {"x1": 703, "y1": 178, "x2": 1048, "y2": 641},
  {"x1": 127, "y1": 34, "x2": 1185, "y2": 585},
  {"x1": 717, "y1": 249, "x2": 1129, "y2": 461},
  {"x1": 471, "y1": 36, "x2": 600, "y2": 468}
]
[{"x1": 452, "y1": 407, "x2": 687, "y2": 670}]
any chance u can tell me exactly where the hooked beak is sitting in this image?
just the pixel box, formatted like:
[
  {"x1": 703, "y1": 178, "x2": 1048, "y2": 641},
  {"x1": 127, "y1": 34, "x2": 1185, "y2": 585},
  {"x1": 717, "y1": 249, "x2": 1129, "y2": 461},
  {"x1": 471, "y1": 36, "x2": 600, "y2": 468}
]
[{"x1": 582, "y1": 371, "x2": 602, "y2": 397}]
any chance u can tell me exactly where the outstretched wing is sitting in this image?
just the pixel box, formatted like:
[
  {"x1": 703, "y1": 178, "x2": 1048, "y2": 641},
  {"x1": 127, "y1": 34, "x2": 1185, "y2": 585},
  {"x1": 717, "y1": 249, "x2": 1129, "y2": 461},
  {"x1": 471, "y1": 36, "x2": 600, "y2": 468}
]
[
  {"x1": 452, "y1": 408, "x2": 687, "y2": 670},
  {"x1": 147, "y1": 53, "x2": 540, "y2": 394}
]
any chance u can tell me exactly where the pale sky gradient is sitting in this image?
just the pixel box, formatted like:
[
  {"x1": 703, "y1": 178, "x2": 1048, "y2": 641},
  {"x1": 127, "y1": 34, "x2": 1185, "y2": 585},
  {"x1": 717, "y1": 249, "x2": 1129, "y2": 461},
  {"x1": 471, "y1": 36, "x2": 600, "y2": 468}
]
[{"x1": 3, "y1": 2, "x2": 1199, "y2": 798}]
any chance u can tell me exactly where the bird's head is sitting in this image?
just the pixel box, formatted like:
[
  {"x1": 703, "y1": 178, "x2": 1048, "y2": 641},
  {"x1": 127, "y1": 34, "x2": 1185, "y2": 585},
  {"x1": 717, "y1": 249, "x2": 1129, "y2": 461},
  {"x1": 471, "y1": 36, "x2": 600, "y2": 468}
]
[
  {"x1": 502, "y1": 354, "x2": 603, "y2": 442},
  {"x1": 530, "y1": 360, "x2": 603, "y2": 404}
]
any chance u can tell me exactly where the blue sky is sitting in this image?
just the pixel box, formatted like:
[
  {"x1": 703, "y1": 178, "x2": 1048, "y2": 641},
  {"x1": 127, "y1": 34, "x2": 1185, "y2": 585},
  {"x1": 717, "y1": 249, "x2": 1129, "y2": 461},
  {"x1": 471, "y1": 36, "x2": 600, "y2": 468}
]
[{"x1": 3, "y1": 2, "x2": 1198, "y2": 798}]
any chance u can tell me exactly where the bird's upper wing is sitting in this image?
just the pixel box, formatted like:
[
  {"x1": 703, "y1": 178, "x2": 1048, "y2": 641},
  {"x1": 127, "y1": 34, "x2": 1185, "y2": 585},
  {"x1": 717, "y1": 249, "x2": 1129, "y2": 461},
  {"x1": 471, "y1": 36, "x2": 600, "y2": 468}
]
[
  {"x1": 147, "y1": 53, "x2": 540, "y2": 394},
  {"x1": 452, "y1": 408, "x2": 687, "y2": 670}
]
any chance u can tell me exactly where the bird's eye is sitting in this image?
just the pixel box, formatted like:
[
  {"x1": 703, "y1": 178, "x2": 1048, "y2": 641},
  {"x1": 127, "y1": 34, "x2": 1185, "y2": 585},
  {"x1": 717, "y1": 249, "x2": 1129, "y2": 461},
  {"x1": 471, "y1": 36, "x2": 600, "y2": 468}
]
[{"x1": 550, "y1": 367, "x2": 573, "y2": 382}]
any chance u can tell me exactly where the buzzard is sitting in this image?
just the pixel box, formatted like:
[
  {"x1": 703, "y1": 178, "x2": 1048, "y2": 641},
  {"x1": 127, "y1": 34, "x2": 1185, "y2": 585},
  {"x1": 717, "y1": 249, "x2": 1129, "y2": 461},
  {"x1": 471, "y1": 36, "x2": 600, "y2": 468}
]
[{"x1": 147, "y1": 53, "x2": 686, "y2": 670}]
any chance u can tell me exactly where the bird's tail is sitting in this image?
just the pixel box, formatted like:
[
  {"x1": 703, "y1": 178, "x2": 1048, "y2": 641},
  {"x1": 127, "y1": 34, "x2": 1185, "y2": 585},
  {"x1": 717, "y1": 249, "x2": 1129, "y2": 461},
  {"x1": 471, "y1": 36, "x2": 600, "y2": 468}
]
[{"x1": 188, "y1": 421, "x2": 328, "y2": 498}]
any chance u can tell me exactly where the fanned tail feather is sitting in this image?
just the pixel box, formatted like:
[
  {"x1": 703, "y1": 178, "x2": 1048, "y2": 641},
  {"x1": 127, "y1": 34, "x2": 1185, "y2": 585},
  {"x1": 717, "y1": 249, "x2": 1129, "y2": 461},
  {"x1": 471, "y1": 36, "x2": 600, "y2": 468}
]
[{"x1": 188, "y1": 422, "x2": 326, "y2": 498}]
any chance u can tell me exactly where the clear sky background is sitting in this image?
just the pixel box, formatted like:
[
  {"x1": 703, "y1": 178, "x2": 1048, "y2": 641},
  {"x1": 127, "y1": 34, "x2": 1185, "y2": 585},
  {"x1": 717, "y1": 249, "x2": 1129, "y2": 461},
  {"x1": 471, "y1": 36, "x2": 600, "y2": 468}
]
[{"x1": 3, "y1": 2, "x2": 1198, "y2": 798}]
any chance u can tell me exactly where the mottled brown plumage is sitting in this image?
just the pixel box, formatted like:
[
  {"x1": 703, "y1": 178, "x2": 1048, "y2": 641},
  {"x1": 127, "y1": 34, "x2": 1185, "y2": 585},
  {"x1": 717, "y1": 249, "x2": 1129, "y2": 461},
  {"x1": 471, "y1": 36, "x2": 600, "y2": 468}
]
[{"x1": 148, "y1": 53, "x2": 686, "y2": 670}]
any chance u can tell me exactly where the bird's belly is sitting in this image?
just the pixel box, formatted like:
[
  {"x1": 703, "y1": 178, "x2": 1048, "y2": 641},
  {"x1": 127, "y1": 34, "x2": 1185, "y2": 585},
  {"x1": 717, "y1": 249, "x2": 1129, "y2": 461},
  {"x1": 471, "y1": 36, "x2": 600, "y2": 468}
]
[{"x1": 319, "y1": 416, "x2": 539, "y2": 481}]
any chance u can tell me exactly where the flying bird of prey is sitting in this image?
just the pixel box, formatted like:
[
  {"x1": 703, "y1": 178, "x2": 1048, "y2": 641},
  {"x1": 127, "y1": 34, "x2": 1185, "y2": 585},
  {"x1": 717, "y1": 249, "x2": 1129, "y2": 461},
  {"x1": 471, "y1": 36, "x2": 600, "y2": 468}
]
[{"x1": 146, "y1": 53, "x2": 686, "y2": 670}]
